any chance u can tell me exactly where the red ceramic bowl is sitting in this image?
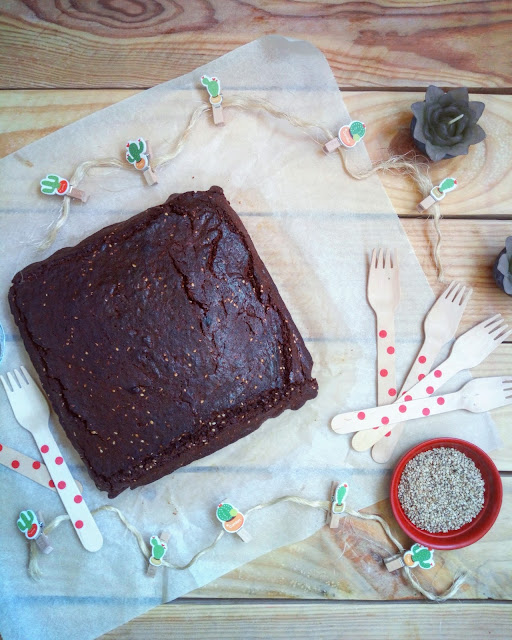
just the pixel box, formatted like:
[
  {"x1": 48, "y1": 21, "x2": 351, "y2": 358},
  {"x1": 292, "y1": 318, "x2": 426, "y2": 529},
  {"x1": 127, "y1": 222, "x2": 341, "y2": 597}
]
[{"x1": 390, "y1": 438, "x2": 502, "y2": 550}]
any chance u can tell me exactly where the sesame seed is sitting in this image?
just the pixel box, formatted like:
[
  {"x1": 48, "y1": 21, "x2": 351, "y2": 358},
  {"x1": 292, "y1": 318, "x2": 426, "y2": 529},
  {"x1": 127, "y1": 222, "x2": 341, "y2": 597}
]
[{"x1": 398, "y1": 448, "x2": 484, "y2": 533}]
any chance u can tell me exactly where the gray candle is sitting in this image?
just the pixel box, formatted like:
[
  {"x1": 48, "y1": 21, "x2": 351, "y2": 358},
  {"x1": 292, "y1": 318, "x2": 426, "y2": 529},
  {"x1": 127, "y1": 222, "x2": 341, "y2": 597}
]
[{"x1": 411, "y1": 85, "x2": 486, "y2": 161}]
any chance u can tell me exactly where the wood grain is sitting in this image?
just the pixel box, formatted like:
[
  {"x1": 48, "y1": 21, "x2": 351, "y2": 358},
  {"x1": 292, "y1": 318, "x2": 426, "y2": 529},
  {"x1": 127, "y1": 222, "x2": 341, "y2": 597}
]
[
  {"x1": 100, "y1": 602, "x2": 512, "y2": 639},
  {"x1": 343, "y1": 92, "x2": 512, "y2": 219},
  {"x1": 1, "y1": 2, "x2": 512, "y2": 89}
]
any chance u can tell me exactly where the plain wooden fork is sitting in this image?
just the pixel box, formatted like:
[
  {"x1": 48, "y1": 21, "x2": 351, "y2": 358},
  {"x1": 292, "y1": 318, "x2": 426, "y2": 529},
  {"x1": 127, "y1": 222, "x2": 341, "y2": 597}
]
[
  {"x1": 366, "y1": 248, "x2": 400, "y2": 411},
  {"x1": 371, "y1": 281, "x2": 472, "y2": 463},
  {"x1": 1, "y1": 367, "x2": 103, "y2": 552}
]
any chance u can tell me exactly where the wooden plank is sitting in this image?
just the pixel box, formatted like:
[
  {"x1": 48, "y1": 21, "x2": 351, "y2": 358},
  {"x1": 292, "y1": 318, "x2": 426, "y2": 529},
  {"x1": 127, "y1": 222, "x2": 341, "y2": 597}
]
[
  {"x1": 99, "y1": 601, "x2": 512, "y2": 639},
  {"x1": 471, "y1": 347, "x2": 512, "y2": 471},
  {"x1": 0, "y1": 89, "x2": 139, "y2": 158},
  {"x1": 343, "y1": 92, "x2": 512, "y2": 219},
  {"x1": 188, "y1": 477, "x2": 512, "y2": 601},
  {"x1": 1, "y1": 3, "x2": 512, "y2": 90},
  {"x1": 400, "y1": 219, "x2": 512, "y2": 331}
]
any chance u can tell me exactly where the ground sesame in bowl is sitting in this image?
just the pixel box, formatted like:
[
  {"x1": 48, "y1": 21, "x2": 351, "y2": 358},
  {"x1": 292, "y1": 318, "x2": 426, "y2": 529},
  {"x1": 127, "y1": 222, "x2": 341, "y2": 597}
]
[{"x1": 397, "y1": 447, "x2": 485, "y2": 533}]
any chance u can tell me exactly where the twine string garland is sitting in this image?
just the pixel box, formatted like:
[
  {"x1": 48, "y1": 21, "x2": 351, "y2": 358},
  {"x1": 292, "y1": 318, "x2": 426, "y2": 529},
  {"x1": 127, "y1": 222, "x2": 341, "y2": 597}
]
[
  {"x1": 27, "y1": 495, "x2": 465, "y2": 602},
  {"x1": 28, "y1": 96, "x2": 457, "y2": 596},
  {"x1": 38, "y1": 95, "x2": 445, "y2": 280}
]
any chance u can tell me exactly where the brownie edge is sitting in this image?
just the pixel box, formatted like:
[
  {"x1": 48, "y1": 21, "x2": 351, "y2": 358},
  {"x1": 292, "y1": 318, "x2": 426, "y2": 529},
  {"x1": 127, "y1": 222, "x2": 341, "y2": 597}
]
[{"x1": 9, "y1": 187, "x2": 318, "y2": 497}]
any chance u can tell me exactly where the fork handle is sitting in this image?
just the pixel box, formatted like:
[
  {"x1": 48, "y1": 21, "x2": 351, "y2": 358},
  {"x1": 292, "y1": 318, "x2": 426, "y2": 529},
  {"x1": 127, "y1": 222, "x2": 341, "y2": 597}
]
[
  {"x1": 350, "y1": 356, "x2": 463, "y2": 451},
  {"x1": 375, "y1": 312, "x2": 398, "y2": 406},
  {"x1": 371, "y1": 334, "x2": 444, "y2": 463},
  {"x1": 32, "y1": 430, "x2": 103, "y2": 552},
  {"x1": 351, "y1": 391, "x2": 462, "y2": 435}
]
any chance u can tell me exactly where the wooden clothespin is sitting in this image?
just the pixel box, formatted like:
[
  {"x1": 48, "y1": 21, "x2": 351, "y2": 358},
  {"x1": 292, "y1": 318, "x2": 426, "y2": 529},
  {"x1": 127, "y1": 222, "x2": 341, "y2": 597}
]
[
  {"x1": 216, "y1": 501, "x2": 251, "y2": 542},
  {"x1": 147, "y1": 531, "x2": 170, "y2": 577},
  {"x1": 326, "y1": 482, "x2": 349, "y2": 528},
  {"x1": 417, "y1": 177, "x2": 457, "y2": 212},
  {"x1": 201, "y1": 75, "x2": 224, "y2": 126},
  {"x1": 323, "y1": 121, "x2": 366, "y2": 153},
  {"x1": 385, "y1": 543, "x2": 435, "y2": 572},
  {"x1": 126, "y1": 138, "x2": 158, "y2": 186},
  {"x1": 17, "y1": 509, "x2": 53, "y2": 554},
  {"x1": 40, "y1": 174, "x2": 88, "y2": 202}
]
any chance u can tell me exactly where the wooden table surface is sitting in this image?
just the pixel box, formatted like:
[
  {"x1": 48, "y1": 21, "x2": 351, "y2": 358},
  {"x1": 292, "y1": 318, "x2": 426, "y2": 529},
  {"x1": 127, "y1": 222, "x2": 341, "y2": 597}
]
[{"x1": 1, "y1": 3, "x2": 511, "y2": 639}]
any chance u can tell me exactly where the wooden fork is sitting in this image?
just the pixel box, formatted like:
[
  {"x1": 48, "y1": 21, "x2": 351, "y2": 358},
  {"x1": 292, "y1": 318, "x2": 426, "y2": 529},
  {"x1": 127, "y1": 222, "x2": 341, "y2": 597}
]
[
  {"x1": 371, "y1": 281, "x2": 472, "y2": 463},
  {"x1": 337, "y1": 376, "x2": 512, "y2": 432},
  {"x1": 366, "y1": 248, "x2": 400, "y2": 414},
  {"x1": 345, "y1": 314, "x2": 511, "y2": 451},
  {"x1": 1, "y1": 367, "x2": 103, "y2": 552}
]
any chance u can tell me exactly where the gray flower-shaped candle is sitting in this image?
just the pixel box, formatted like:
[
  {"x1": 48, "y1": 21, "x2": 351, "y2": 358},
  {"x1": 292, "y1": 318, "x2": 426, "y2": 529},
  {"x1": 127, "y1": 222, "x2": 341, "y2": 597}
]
[
  {"x1": 493, "y1": 237, "x2": 512, "y2": 296},
  {"x1": 411, "y1": 86, "x2": 486, "y2": 162}
]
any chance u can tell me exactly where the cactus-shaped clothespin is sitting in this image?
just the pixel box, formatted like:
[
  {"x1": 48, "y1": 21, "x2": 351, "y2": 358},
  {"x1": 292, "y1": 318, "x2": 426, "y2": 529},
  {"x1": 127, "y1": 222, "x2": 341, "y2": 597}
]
[
  {"x1": 126, "y1": 138, "x2": 158, "y2": 186},
  {"x1": 323, "y1": 121, "x2": 366, "y2": 153},
  {"x1": 17, "y1": 509, "x2": 53, "y2": 554},
  {"x1": 385, "y1": 543, "x2": 435, "y2": 572},
  {"x1": 216, "y1": 501, "x2": 251, "y2": 542},
  {"x1": 201, "y1": 75, "x2": 224, "y2": 126},
  {"x1": 40, "y1": 174, "x2": 88, "y2": 202},
  {"x1": 404, "y1": 543, "x2": 435, "y2": 569},
  {"x1": 146, "y1": 531, "x2": 170, "y2": 577},
  {"x1": 327, "y1": 481, "x2": 349, "y2": 528},
  {"x1": 417, "y1": 177, "x2": 457, "y2": 212}
]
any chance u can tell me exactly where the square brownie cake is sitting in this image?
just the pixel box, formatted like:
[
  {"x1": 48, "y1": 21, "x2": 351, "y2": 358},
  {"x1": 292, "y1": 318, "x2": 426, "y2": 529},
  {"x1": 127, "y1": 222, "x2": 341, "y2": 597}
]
[{"x1": 9, "y1": 187, "x2": 318, "y2": 497}]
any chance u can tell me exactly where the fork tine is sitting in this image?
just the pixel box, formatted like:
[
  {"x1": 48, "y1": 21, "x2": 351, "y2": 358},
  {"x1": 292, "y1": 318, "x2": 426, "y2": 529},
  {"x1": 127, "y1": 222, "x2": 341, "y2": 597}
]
[
  {"x1": 377, "y1": 248, "x2": 384, "y2": 269},
  {"x1": 370, "y1": 248, "x2": 377, "y2": 269},
  {"x1": 448, "y1": 282, "x2": 462, "y2": 301},
  {"x1": 459, "y1": 286, "x2": 473, "y2": 308},
  {"x1": 449, "y1": 283, "x2": 463, "y2": 302},
  {"x1": 7, "y1": 371, "x2": 18, "y2": 390},
  {"x1": 13, "y1": 368, "x2": 26, "y2": 387},
  {"x1": 493, "y1": 326, "x2": 512, "y2": 342},
  {"x1": 451, "y1": 284, "x2": 464, "y2": 304},
  {"x1": 488, "y1": 319, "x2": 507, "y2": 336},
  {"x1": 0, "y1": 373, "x2": 9, "y2": 393},
  {"x1": 482, "y1": 313, "x2": 502, "y2": 329},
  {"x1": 392, "y1": 248, "x2": 398, "y2": 269},
  {"x1": 442, "y1": 280, "x2": 458, "y2": 299}
]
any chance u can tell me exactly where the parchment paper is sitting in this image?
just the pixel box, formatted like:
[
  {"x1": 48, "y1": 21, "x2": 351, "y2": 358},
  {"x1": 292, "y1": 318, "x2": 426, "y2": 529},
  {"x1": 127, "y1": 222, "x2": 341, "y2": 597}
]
[{"x1": 0, "y1": 36, "x2": 501, "y2": 640}]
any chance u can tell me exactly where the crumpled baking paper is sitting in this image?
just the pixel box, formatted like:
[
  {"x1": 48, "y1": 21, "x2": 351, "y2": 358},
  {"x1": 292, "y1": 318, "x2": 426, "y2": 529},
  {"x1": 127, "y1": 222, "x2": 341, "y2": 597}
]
[{"x1": 0, "y1": 36, "x2": 501, "y2": 640}]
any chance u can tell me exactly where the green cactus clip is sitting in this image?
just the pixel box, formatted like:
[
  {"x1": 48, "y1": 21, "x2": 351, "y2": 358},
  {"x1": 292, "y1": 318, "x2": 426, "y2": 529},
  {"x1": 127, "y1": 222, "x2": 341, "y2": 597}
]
[
  {"x1": 149, "y1": 535, "x2": 168, "y2": 566},
  {"x1": 349, "y1": 121, "x2": 366, "y2": 142},
  {"x1": 126, "y1": 138, "x2": 148, "y2": 168},
  {"x1": 438, "y1": 177, "x2": 457, "y2": 194},
  {"x1": 40, "y1": 174, "x2": 69, "y2": 196},
  {"x1": 405, "y1": 543, "x2": 435, "y2": 570},
  {"x1": 216, "y1": 503, "x2": 237, "y2": 522},
  {"x1": 201, "y1": 75, "x2": 221, "y2": 99},
  {"x1": 17, "y1": 509, "x2": 41, "y2": 540},
  {"x1": 332, "y1": 483, "x2": 349, "y2": 514}
]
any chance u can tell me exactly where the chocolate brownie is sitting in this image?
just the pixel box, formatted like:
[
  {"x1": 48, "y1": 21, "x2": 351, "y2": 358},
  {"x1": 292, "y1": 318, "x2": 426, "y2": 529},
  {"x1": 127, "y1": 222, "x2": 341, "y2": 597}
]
[{"x1": 9, "y1": 187, "x2": 318, "y2": 498}]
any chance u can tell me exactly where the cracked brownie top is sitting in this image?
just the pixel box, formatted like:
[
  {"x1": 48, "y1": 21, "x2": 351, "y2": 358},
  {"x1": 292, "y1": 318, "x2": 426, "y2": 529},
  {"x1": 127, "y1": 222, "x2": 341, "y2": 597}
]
[{"x1": 9, "y1": 187, "x2": 318, "y2": 497}]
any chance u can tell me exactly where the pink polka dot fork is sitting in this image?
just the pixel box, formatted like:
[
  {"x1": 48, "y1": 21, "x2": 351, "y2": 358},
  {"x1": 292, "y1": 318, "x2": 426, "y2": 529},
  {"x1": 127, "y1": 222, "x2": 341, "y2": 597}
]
[
  {"x1": 331, "y1": 314, "x2": 512, "y2": 451},
  {"x1": 0, "y1": 367, "x2": 103, "y2": 552},
  {"x1": 365, "y1": 248, "x2": 400, "y2": 423},
  {"x1": 372, "y1": 280, "x2": 472, "y2": 464},
  {"x1": 333, "y1": 376, "x2": 512, "y2": 438}
]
